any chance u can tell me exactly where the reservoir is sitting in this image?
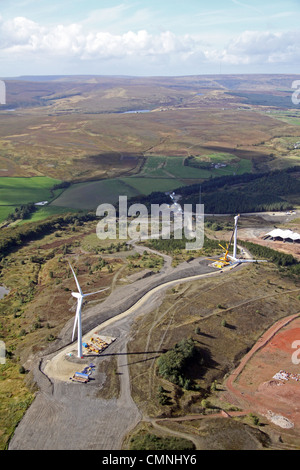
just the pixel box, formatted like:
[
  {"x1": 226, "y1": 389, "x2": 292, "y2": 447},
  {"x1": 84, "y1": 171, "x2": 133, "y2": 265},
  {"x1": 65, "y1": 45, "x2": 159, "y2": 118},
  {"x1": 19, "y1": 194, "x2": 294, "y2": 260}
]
[{"x1": 122, "y1": 109, "x2": 151, "y2": 114}]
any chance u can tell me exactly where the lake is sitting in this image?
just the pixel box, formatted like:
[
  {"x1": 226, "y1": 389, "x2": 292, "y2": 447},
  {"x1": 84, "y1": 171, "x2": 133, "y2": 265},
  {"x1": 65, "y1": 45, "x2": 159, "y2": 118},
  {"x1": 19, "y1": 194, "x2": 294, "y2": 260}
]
[{"x1": 122, "y1": 109, "x2": 151, "y2": 114}]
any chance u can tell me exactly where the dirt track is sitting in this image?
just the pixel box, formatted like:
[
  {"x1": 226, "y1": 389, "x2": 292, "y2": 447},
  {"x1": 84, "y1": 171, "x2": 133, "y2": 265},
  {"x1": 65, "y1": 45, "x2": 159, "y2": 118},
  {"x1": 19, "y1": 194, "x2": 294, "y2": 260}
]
[{"x1": 224, "y1": 312, "x2": 300, "y2": 431}]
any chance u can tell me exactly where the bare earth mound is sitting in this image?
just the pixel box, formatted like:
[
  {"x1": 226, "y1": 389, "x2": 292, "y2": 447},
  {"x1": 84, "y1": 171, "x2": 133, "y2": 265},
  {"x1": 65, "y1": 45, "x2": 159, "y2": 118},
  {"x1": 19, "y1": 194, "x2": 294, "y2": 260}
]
[{"x1": 226, "y1": 316, "x2": 300, "y2": 442}]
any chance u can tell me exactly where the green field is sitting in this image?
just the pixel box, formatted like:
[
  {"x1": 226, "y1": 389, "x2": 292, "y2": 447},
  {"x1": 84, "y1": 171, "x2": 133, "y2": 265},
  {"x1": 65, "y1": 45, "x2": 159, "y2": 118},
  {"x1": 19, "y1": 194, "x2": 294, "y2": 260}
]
[
  {"x1": 119, "y1": 176, "x2": 183, "y2": 194},
  {"x1": 0, "y1": 206, "x2": 17, "y2": 223},
  {"x1": 0, "y1": 154, "x2": 252, "y2": 219},
  {"x1": 0, "y1": 176, "x2": 63, "y2": 223},
  {"x1": 0, "y1": 177, "x2": 62, "y2": 206},
  {"x1": 141, "y1": 155, "x2": 205, "y2": 178},
  {"x1": 50, "y1": 154, "x2": 252, "y2": 211},
  {"x1": 51, "y1": 178, "x2": 141, "y2": 210},
  {"x1": 141, "y1": 155, "x2": 252, "y2": 179},
  {"x1": 18, "y1": 205, "x2": 80, "y2": 224},
  {"x1": 0, "y1": 154, "x2": 253, "y2": 220},
  {"x1": 51, "y1": 176, "x2": 183, "y2": 210}
]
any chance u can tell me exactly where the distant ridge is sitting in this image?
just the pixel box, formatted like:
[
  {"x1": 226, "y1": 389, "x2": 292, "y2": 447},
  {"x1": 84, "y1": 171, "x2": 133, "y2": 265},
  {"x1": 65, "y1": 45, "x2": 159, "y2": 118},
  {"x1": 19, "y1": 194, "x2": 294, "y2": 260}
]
[
  {"x1": 2, "y1": 75, "x2": 139, "y2": 82},
  {"x1": 2, "y1": 73, "x2": 300, "y2": 82}
]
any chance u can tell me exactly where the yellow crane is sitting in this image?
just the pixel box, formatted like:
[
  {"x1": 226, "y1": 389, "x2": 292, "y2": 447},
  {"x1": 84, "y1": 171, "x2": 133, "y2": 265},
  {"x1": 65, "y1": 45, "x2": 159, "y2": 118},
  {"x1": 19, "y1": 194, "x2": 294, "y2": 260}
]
[
  {"x1": 208, "y1": 217, "x2": 236, "y2": 268},
  {"x1": 208, "y1": 214, "x2": 267, "y2": 269}
]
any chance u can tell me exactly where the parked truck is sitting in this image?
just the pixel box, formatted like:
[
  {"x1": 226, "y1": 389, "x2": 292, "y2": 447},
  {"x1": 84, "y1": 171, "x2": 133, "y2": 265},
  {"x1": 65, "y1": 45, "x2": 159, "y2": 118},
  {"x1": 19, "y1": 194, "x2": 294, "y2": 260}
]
[{"x1": 71, "y1": 372, "x2": 89, "y2": 383}]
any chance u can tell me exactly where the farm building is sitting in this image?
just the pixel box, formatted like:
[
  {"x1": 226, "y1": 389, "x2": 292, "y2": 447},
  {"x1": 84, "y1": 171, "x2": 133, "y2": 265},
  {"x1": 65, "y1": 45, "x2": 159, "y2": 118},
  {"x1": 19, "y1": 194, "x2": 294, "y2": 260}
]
[{"x1": 263, "y1": 229, "x2": 300, "y2": 244}]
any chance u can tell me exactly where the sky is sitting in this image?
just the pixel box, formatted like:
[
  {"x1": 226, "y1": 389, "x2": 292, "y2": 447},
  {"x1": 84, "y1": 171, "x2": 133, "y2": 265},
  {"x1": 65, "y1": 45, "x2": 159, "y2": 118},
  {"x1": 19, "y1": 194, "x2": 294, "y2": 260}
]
[{"x1": 0, "y1": 0, "x2": 299, "y2": 77}]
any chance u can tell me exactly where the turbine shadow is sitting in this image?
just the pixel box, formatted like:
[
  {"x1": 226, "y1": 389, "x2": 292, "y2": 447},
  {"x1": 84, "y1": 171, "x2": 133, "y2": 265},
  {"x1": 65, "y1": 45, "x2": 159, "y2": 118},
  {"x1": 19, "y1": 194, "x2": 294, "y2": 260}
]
[{"x1": 84, "y1": 349, "x2": 166, "y2": 365}]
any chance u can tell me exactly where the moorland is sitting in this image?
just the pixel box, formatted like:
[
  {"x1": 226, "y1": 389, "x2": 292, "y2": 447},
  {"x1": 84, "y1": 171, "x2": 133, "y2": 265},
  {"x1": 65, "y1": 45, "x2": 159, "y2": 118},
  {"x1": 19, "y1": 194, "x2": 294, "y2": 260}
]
[
  {"x1": 0, "y1": 74, "x2": 300, "y2": 217},
  {"x1": 0, "y1": 74, "x2": 300, "y2": 450}
]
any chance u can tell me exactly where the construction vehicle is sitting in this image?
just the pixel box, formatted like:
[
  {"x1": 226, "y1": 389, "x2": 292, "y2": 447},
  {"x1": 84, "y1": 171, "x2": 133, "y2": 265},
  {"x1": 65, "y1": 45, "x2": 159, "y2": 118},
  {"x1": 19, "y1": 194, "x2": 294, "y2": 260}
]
[
  {"x1": 209, "y1": 217, "x2": 236, "y2": 268},
  {"x1": 209, "y1": 214, "x2": 267, "y2": 269},
  {"x1": 71, "y1": 372, "x2": 89, "y2": 383}
]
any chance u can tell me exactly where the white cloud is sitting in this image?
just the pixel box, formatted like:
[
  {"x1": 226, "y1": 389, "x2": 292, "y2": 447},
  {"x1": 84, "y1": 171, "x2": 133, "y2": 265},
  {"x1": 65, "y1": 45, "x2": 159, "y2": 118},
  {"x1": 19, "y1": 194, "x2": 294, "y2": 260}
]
[
  {"x1": 206, "y1": 30, "x2": 300, "y2": 66},
  {"x1": 0, "y1": 16, "x2": 198, "y2": 60},
  {"x1": 0, "y1": 16, "x2": 44, "y2": 47}
]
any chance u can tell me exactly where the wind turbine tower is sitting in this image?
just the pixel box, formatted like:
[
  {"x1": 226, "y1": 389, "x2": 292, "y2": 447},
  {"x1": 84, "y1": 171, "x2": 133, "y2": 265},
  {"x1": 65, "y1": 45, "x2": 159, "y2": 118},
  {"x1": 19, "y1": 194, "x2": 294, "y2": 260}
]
[
  {"x1": 69, "y1": 262, "x2": 108, "y2": 358},
  {"x1": 210, "y1": 214, "x2": 267, "y2": 269},
  {"x1": 233, "y1": 214, "x2": 240, "y2": 260}
]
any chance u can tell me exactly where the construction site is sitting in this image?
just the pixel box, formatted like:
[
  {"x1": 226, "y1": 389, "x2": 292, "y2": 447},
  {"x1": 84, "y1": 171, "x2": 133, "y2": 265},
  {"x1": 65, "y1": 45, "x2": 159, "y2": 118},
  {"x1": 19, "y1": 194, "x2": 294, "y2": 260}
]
[
  {"x1": 83, "y1": 333, "x2": 116, "y2": 357},
  {"x1": 6, "y1": 210, "x2": 300, "y2": 450},
  {"x1": 68, "y1": 334, "x2": 116, "y2": 383},
  {"x1": 225, "y1": 315, "x2": 300, "y2": 438}
]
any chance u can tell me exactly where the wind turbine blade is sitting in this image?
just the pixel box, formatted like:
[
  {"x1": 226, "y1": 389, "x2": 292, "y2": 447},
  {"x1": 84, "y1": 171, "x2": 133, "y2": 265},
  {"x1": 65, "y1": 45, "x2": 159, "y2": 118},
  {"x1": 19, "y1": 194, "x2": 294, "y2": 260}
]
[
  {"x1": 72, "y1": 297, "x2": 82, "y2": 341},
  {"x1": 68, "y1": 262, "x2": 82, "y2": 295},
  {"x1": 83, "y1": 287, "x2": 109, "y2": 298},
  {"x1": 72, "y1": 304, "x2": 79, "y2": 341},
  {"x1": 238, "y1": 259, "x2": 267, "y2": 263}
]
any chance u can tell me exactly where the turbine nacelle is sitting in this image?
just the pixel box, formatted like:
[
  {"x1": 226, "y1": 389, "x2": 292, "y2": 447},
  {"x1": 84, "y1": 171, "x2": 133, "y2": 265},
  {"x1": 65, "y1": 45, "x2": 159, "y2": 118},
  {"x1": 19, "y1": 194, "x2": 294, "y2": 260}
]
[{"x1": 71, "y1": 292, "x2": 82, "y2": 299}]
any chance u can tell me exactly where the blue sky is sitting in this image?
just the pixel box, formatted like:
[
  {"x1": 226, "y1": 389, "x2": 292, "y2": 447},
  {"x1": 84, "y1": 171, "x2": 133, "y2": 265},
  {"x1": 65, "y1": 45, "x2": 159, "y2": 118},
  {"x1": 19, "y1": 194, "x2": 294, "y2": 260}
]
[{"x1": 0, "y1": 0, "x2": 299, "y2": 76}]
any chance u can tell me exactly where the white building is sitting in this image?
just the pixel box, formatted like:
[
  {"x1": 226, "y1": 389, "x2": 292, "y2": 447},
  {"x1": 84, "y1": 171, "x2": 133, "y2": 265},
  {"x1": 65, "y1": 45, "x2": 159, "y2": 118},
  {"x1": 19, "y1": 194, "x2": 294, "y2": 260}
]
[{"x1": 263, "y1": 229, "x2": 300, "y2": 243}]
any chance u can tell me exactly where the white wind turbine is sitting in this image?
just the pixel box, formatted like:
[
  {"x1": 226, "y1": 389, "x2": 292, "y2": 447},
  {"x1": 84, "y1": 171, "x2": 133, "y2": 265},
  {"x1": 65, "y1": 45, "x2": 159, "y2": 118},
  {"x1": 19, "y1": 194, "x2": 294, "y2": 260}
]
[
  {"x1": 69, "y1": 262, "x2": 109, "y2": 358},
  {"x1": 210, "y1": 214, "x2": 267, "y2": 269},
  {"x1": 226, "y1": 214, "x2": 267, "y2": 265}
]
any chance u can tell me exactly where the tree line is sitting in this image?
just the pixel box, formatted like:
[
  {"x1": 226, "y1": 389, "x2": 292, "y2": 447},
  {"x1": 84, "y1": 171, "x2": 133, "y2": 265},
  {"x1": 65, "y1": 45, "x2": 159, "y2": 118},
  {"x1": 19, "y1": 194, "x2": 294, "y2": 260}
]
[
  {"x1": 0, "y1": 211, "x2": 96, "y2": 260},
  {"x1": 143, "y1": 235, "x2": 221, "y2": 254},
  {"x1": 128, "y1": 167, "x2": 300, "y2": 214},
  {"x1": 240, "y1": 240, "x2": 300, "y2": 276},
  {"x1": 6, "y1": 203, "x2": 37, "y2": 222}
]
